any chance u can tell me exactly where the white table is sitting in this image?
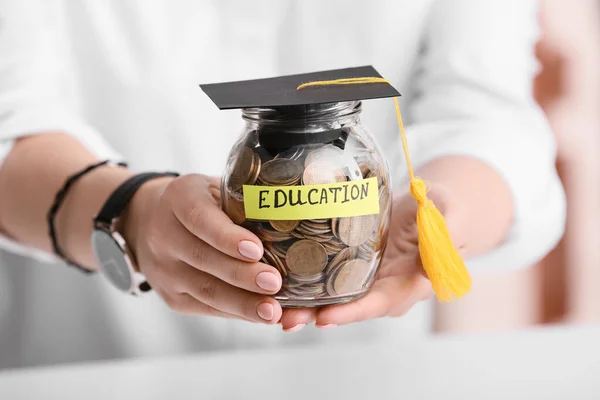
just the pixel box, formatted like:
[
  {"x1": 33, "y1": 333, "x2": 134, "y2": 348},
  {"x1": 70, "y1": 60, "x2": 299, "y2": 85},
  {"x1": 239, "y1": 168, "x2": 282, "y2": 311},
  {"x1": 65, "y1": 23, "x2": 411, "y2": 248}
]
[{"x1": 1, "y1": 325, "x2": 599, "y2": 400}]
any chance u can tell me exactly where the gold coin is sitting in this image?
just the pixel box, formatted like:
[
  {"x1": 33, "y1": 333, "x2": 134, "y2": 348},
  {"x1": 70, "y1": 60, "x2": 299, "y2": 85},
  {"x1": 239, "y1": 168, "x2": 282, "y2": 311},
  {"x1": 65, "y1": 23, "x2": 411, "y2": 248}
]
[
  {"x1": 222, "y1": 191, "x2": 246, "y2": 225},
  {"x1": 332, "y1": 259, "x2": 371, "y2": 295},
  {"x1": 247, "y1": 152, "x2": 262, "y2": 185},
  {"x1": 229, "y1": 147, "x2": 256, "y2": 191},
  {"x1": 259, "y1": 159, "x2": 303, "y2": 185},
  {"x1": 302, "y1": 161, "x2": 347, "y2": 185},
  {"x1": 285, "y1": 239, "x2": 328, "y2": 277},
  {"x1": 337, "y1": 215, "x2": 376, "y2": 247},
  {"x1": 269, "y1": 220, "x2": 300, "y2": 233}
]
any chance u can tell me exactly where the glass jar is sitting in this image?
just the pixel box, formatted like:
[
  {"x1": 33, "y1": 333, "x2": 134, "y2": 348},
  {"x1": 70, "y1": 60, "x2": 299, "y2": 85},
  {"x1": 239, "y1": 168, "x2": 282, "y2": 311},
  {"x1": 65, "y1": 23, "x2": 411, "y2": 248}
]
[{"x1": 221, "y1": 101, "x2": 391, "y2": 307}]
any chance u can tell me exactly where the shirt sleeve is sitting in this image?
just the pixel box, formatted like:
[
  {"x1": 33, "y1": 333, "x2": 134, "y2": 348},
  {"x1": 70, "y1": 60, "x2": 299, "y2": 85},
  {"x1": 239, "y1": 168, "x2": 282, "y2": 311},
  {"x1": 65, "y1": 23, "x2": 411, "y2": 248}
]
[
  {"x1": 0, "y1": 1, "x2": 121, "y2": 262},
  {"x1": 391, "y1": 0, "x2": 566, "y2": 271}
]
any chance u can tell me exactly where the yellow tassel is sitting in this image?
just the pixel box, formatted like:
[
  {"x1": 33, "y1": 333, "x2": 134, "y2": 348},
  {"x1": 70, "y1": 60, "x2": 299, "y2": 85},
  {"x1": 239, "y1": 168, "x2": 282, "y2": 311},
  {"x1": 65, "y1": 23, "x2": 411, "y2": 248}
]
[
  {"x1": 298, "y1": 77, "x2": 472, "y2": 301},
  {"x1": 411, "y1": 178, "x2": 471, "y2": 301}
]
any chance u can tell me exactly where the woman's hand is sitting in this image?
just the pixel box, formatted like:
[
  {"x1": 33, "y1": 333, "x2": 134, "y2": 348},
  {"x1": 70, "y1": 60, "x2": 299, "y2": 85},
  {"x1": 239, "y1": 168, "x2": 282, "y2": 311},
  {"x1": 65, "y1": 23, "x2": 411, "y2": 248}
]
[
  {"x1": 281, "y1": 156, "x2": 512, "y2": 331},
  {"x1": 280, "y1": 190, "x2": 445, "y2": 331},
  {"x1": 121, "y1": 174, "x2": 283, "y2": 323}
]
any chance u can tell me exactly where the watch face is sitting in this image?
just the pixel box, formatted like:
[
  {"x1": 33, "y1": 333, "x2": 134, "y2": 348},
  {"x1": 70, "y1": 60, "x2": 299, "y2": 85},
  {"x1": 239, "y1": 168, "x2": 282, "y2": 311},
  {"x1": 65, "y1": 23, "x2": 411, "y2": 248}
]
[{"x1": 91, "y1": 229, "x2": 133, "y2": 292}]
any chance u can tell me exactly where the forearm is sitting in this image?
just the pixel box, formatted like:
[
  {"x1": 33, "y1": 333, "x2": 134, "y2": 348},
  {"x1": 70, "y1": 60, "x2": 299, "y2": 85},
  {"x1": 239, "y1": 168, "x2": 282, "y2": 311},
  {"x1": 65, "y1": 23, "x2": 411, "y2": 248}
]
[
  {"x1": 414, "y1": 156, "x2": 514, "y2": 258},
  {"x1": 0, "y1": 133, "x2": 134, "y2": 270}
]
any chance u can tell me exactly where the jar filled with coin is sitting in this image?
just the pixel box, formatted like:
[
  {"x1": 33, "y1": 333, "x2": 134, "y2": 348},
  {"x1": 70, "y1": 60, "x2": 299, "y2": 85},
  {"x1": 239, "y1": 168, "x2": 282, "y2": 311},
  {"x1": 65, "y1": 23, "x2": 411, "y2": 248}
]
[{"x1": 201, "y1": 67, "x2": 397, "y2": 307}]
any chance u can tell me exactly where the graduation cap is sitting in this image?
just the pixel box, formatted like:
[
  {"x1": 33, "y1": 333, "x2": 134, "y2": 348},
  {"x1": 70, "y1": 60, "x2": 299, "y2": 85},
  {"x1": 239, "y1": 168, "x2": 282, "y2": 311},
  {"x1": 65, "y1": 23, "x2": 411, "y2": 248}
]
[
  {"x1": 199, "y1": 65, "x2": 400, "y2": 110},
  {"x1": 200, "y1": 66, "x2": 400, "y2": 153},
  {"x1": 199, "y1": 66, "x2": 472, "y2": 303}
]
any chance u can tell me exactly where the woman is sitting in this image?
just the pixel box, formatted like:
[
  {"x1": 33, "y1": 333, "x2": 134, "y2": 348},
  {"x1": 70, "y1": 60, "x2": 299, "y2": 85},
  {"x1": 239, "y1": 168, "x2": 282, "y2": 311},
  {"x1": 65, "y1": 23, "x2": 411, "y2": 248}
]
[{"x1": 0, "y1": 0, "x2": 564, "y2": 368}]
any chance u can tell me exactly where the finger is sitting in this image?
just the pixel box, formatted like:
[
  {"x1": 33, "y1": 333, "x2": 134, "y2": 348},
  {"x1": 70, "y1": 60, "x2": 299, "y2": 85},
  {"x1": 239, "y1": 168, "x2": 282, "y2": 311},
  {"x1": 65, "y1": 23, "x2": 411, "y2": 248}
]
[
  {"x1": 170, "y1": 225, "x2": 282, "y2": 294},
  {"x1": 169, "y1": 175, "x2": 264, "y2": 262},
  {"x1": 315, "y1": 275, "x2": 432, "y2": 326},
  {"x1": 280, "y1": 308, "x2": 317, "y2": 332},
  {"x1": 179, "y1": 264, "x2": 283, "y2": 324},
  {"x1": 165, "y1": 293, "x2": 251, "y2": 321}
]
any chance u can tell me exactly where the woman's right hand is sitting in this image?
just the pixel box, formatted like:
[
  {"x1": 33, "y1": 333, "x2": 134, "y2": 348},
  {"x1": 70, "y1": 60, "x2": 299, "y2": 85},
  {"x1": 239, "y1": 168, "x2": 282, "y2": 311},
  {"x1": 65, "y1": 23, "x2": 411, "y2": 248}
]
[{"x1": 121, "y1": 174, "x2": 283, "y2": 323}]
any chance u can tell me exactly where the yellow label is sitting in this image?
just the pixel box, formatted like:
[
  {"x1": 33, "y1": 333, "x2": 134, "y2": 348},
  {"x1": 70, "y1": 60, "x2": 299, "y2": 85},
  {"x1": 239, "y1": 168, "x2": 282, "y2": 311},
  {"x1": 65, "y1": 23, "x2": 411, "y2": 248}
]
[{"x1": 243, "y1": 177, "x2": 380, "y2": 220}]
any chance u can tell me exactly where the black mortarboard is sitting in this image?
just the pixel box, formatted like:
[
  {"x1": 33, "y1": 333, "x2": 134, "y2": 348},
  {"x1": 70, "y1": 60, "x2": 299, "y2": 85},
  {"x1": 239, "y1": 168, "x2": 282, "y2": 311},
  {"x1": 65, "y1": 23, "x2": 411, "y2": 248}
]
[{"x1": 199, "y1": 65, "x2": 400, "y2": 110}]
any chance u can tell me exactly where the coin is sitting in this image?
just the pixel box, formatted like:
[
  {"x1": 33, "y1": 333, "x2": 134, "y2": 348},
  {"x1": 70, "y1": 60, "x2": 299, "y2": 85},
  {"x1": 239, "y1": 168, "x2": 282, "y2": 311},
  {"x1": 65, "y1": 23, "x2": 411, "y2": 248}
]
[
  {"x1": 285, "y1": 239, "x2": 328, "y2": 276},
  {"x1": 290, "y1": 230, "x2": 306, "y2": 240},
  {"x1": 326, "y1": 246, "x2": 359, "y2": 275},
  {"x1": 262, "y1": 246, "x2": 287, "y2": 278},
  {"x1": 278, "y1": 146, "x2": 305, "y2": 161},
  {"x1": 359, "y1": 161, "x2": 372, "y2": 179},
  {"x1": 304, "y1": 145, "x2": 344, "y2": 168},
  {"x1": 336, "y1": 215, "x2": 376, "y2": 247},
  {"x1": 331, "y1": 218, "x2": 340, "y2": 239},
  {"x1": 296, "y1": 223, "x2": 330, "y2": 236},
  {"x1": 257, "y1": 175, "x2": 300, "y2": 186},
  {"x1": 259, "y1": 159, "x2": 303, "y2": 185},
  {"x1": 256, "y1": 226, "x2": 294, "y2": 242},
  {"x1": 289, "y1": 272, "x2": 325, "y2": 284},
  {"x1": 299, "y1": 220, "x2": 331, "y2": 231},
  {"x1": 357, "y1": 241, "x2": 376, "y2": 260},
  {"x1": 302, "y1": 161, "x2": 347, "y2": 185},
  {"x1": 286, "y1": 282, "x2": 326, "y2": 297},
  {"x1": 331, "y1": 259, "x2": 371, "y2": 295},
  {"x1": 269, "y1": 220, "x2": 300, "y2": 233},
  {"x1": 248, "y1": 152, "x2": 262, "y2": 185},
  {"x1": 367, "y1": 169, "x2": 388, "y2": 189},
  {"x1": 226, "y1": 134, "x2": 387, "y2": 303},
  {"x1": 310, "y1": 233, "x2": 335, "y2": 243},
  {"x1": 229, "y1": 147, "x2": 256, "y2": 191},
  {"x1": 321, "y1": 238, "x2": 347, "y2": 256},
  {"x1": 222, "y1": 191, "x2": 246, "y2": 225},
  {"x1": 268, "y1": 242, "x2": 289, "y2": 259}
]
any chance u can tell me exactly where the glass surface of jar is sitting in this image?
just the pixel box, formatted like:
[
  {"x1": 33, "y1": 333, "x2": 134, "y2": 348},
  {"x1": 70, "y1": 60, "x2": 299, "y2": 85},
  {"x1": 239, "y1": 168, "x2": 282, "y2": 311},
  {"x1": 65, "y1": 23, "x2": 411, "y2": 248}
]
[{"x1": 221, "y1": 101, "x2": 391, "y2": 307}]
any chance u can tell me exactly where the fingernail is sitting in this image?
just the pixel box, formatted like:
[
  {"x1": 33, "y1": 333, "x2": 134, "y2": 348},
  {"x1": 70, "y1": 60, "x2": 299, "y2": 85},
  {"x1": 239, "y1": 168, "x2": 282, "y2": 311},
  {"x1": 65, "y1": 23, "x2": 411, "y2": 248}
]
[
  {"x1": 256, "y1": 272, "x2": 281, "y2": 291},
  {"x1": 316, "y1": 324, "x2": 337, "y2": 330},
  {"x1": 257, "y1": 302, "x2": 274, "y2": 321},
  {"x1": 238, "y1": 240, "x2": 262, "y2": 260},
  {"x1": 283, "y1": 323, "x2": 306, "y2": 333}
]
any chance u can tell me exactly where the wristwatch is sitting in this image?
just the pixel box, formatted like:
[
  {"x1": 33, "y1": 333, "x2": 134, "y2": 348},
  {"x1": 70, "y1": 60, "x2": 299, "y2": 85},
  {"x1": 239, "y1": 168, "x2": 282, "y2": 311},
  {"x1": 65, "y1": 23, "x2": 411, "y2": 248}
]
[{"x1": 91, "y1": 172, "x2": 179, "y2": 295}]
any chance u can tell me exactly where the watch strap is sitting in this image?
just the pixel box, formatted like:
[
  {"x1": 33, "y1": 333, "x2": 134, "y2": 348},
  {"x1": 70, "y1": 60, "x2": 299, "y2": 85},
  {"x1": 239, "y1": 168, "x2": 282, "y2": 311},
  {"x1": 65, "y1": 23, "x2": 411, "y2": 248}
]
[{"x1": 95, "y1": 172, "x2": 179, "y2": 225}]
